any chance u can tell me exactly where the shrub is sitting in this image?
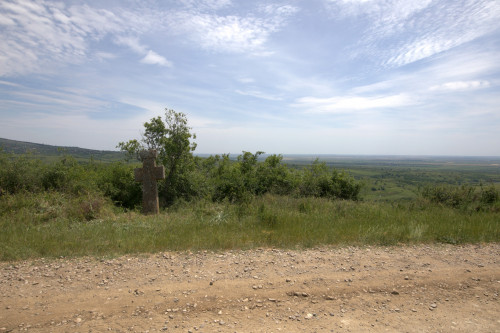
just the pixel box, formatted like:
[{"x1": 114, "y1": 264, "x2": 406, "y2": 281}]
[
  {"x1": 420, "y1": 184, "x2": 499, "y2": 209},
  {"x1": 0, "y1": 153, "x2": 45, "y2": 193},
  {"x1": 97, "y1": 162, "x2": 141, "y2": 209},
  {"x1": 480, "y1": 184, "x2": 499, "y2": 204},
  {"x1": 299, "y1": 159, "x2": 361, "y2": 200}
]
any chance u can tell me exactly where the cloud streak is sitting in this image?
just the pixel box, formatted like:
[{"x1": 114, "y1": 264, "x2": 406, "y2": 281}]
[
  {"x1": 429, "y1": 81, "x2": 491, "y2": 92},
  {"x1": 326, "y1": 0, "x2": 500, "y2": 67},
  {"x1": 293, "y1": 93, "x2": 415, "y2": 114}
]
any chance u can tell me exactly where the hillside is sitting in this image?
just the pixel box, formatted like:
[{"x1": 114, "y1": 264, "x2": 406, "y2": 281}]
[{"x1": 0, "y1": 138, "x2": 126, "y2": 163}]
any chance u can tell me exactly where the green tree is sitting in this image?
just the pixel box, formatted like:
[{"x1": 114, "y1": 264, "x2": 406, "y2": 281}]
[{"x1": 117, "y1": 108, "x2": 197, "y2": 206}]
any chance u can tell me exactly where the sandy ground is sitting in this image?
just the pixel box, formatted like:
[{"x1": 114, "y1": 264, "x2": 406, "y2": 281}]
[{"x1": 1, "y1": 244, "x2": 499, "y2": 332}]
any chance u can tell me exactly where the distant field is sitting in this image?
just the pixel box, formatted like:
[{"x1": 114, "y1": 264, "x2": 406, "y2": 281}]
[{"x1": 280, "y1": 154, "x2": 500, "y2": 202}]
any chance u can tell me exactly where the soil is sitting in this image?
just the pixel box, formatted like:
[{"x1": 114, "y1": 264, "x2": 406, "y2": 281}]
[{"x1": 1, "y1": 244, "x2": 499, "y2": 332}]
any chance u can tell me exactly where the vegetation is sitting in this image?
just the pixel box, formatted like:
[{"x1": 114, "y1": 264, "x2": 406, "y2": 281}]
[
  {"x1": 0, "y1": 137, "x2": 125, "y2": 163},
  {"x1": 1, "y1": 110, "x2": 499, "y2": 261}
]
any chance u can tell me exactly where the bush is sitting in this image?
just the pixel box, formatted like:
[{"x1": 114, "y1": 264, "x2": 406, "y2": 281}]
[
  {"x1": 97, "y1": 162, "x2": 141, "y2": 209},
  {"x1": 480, "y1": 184, "x2": 499, "y2": 204},
  {"x1": 420, "y1": 184, "x2": 499, "y2": 209},
  {"x1": 0, "y1": 153, "x2": 45, "y2": 193},
  {"x1": 299, "y1": 159, "x2": 361, "y2": 200}
]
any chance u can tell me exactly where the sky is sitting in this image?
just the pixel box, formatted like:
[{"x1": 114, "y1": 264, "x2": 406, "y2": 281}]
[{"x1": 1, "y1": 0, "x2": 500, "y2": 156}]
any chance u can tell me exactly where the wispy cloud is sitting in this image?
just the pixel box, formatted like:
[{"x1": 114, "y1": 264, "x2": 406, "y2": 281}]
[
  {"x1": 167, "y1": 4, "x2": 299, "y2": 54},
  {"x1": 326, "y1": 0, "x2": 500, "y2": 67},
  {"x1": 0, "y1": 0, "x2": 171, "y2": 76},
  {"x1": 235, "y1": 89, "x2": 283, "y2": 101},
  {"x1": 115, "y1": 36, "x2": 172, "y2": 67},
  {"x1": 429, "y1": 80, "x2": 491, "y2": 92},
  {"x1": 176, "y1": 0, "x2": 232, "y2": 11},
  {"x1": 293, "y1": 93, "x2": 415, "y2": 114},
  {"x1": 0, "y1": 0, "x2": 125, "y2": 76}
]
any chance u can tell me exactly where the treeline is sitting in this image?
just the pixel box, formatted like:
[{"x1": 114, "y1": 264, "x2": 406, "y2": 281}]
[{"x1": 0, "y1": 150, "x2": 362, "y2": 210}]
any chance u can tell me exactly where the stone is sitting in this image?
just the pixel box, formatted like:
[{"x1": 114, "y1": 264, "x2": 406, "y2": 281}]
[{"x1": 134, "y1": 150, "x2": 165, "y2": 215}]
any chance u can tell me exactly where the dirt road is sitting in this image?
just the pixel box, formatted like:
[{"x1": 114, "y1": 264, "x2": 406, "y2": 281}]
[{"x1": 1, "y1": 244, "x2": 499, "y2": 332}]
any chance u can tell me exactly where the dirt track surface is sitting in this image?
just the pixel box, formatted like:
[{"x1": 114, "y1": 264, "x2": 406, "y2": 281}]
[{"x1": 1, "y1": 244, "x2": 499, "y2": 332}]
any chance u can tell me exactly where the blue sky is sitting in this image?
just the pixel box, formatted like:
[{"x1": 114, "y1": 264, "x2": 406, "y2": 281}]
[{"x1": 1, "y1": 0, "x2": 499, "y2": 156}]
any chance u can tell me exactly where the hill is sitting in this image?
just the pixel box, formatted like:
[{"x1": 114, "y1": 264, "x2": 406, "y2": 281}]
[{"x1": 0, "y1": 138, "x2": 126, "y2": 163}]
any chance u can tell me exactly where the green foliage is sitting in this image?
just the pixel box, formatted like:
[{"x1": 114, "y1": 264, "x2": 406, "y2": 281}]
[
  {"x1": 420, "y1": 184, "x2": 499, "y2": 210},
  {"x1": 115, "y1": 111, "x2": 362, "y2": 207},
  {"x1": 299, "y1": 159, "x2": 361, "y2": 200},
  {"x1": 256, "y1": 154, "x2": 296, "y2": 195},
  {"x1": 118, "y1": 108, "x2": 197, "y2": 205},
  {"x1": 211, "y1": 154, "x2": 249, "y2": 203},
  {"x1": 0, "y1": 152, "x2": 44, "y2": 193},
  {"x1": 97, "y1": 162, "x2": 142, "y2": 209},
  {"x1": 480, "y1": 184, "x2": 499, "y2": 204}
]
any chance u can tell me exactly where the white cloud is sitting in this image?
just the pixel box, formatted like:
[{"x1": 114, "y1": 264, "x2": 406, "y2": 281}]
[
  {"x1": 115, "y1": 36, "x2": 147, "y2": 54},
  {"x1": 327, "y1": 0, "x2": 500, "y2": 67},
  {"x1": 0, "y1": 0, "x2": 127, "y2": 76},
  {"x1": 140, "y1": 50, "x2": 172, "y2": 67},
  {"x1": 326, "y1": 0, "x2": 432, "y2": 23},
  {"x1": 115, "y1": 36, "x2": 172, "y2": 66},
  {"x1": 167, "y1": 4, "x2": 298, "y2": 54},
  {"x1": 177, "y1": 0, "x2": 232, "y2": 11},
  {"x1": 168, "y1": 13, "x2": 267, "y2": 52},
  {"x1": 429, "y1": 81, "x2": 491, "y2": 92},
  {"x1": 293, "y1": 93, "x2": 415, "y2": 113},
  {"x1": 0, "y1": 0, "x2": 172, "y2": 76},
  {"x1": 0, "y1": 79, "x2": 22, "y2": 87}
]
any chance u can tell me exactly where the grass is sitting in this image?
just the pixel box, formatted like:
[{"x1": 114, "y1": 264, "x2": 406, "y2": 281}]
[{"x1": 1, "y1": 193, "x2": 498, "y2": 261}]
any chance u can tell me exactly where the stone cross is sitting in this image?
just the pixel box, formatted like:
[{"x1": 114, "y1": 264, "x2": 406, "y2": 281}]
[{"x1": 134, "y1": 150, "x2": 165, "y2": 215}]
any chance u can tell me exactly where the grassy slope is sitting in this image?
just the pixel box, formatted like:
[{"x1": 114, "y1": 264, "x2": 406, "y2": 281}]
[{"x1": 1, "y1": 193, "x2": 498, "y2": 261}]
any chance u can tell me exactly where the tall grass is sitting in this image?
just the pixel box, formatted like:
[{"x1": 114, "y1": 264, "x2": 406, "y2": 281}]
[{"x1": 1, "y1": 193, "x2": 498, "y2": 261}]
